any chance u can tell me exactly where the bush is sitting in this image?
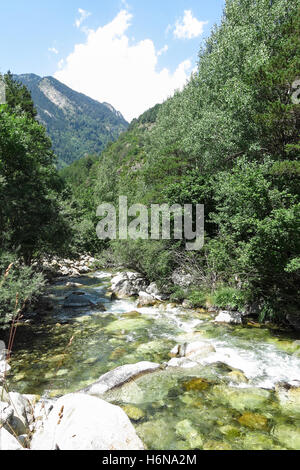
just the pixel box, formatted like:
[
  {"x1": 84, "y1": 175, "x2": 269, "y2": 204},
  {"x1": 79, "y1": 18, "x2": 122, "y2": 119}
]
[
  {"x1": 211, "y1": 286, "x2": 250, "y2": 311},
  {"x1": 0, "y1": 252, "x2": 45, "y2": 329}
]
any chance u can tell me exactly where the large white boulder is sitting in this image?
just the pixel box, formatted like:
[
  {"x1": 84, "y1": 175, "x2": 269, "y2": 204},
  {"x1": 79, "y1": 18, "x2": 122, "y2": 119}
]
[
  {"x1": 30, "y1": 393, "x2": 144, "y2": 450},
  {"x1": 214, "y1": 310, "x2": 243, "y2": 324},
  {"x1": 110, "y1": 272, "x2": 147, "y2": 298}
]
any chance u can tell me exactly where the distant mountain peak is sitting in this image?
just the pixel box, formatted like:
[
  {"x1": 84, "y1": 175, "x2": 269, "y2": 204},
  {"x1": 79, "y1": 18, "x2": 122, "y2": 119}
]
[{"x1": 14, "y1": 74, "x2": 128, "y2": 168}]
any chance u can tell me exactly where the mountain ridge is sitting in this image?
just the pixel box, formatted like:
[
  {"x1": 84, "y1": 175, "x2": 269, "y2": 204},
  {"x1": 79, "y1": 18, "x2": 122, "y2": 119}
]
[{"x1": 14, "y1": 73, "x2": 128, "y2": 167}]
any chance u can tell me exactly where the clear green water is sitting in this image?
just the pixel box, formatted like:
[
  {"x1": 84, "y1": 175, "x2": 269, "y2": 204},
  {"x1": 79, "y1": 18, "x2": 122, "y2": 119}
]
[{"x1": 3, "y1": 271, "x2": 300, "y2": 450}]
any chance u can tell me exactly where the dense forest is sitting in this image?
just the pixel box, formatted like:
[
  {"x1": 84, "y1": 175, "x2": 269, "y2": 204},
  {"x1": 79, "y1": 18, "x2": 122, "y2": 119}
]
[
  {"x1": 14, "y1": 74, "x2": 128, "y2": 168},
  {"x1": 0, "y1": 0, "x2": 299, "y2": 330}
]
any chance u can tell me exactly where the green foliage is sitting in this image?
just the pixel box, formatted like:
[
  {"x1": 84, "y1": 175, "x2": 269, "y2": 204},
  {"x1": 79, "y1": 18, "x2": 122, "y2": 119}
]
[
  {"x1": 2, "y1": 71, "x2": 37, "y2": 119},
  {"x1": 111, "y1": 239, "x2": 174, "y2": 286},
  {"x1": 64, "y1": 0, "x2": 300, "y2": 322},
  {"x1": 186, "y1": 290, "x2": 210, "y2": 309},
  {"x1": 0, "y1": 252, "x2": 45, "y2": 329},
  {"x1": 14, "y1": 74, "x2": 128, "y2": 168},
  {"x1": 211, "y1": 287, "x2": 250, "y2": 311}
]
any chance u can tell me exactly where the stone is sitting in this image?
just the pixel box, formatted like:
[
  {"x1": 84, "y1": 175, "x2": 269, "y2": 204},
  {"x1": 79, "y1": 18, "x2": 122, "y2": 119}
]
[
  {"x1": 214, "y1": 310, "x2": 243, "y2": 324},
  {"x1": 146, "y1": 283, "x2": 169, "y2": 301},
  {"x1": 121, "y1": 404, "x2": 145, "y2": 421},
  {"x1": 227, "y1": 370, "x2": 249, "y2": 384},
  {"x1": 110, "y1": 272, "x2": 147, "y2": 298},
  {"x1": 104, "y1": 317, "x2": 151, "y2": 333},
  {"x1": 0, "y1": 401, "x2": 14, "y2": 427},
  {"x1": 170, "y1": 341, "x2": 215, "y2": 362},
  {"x1": 63, "y1": 294, "x2": 94, "y2": 308},
  {"x1": 171, "y1": 269, "x2": 194, "y2": 288},
  {"x1": 137, "y1": 291, "x2": 156, "y2": 307},
  {"x1": 273, "y1": 424, "x2": 300, "y2": 450},
  {"x1": 0, "y1": 427, "x2": 23, "y2": 450},
  {"x1": 30, "y1": 393, "x2": 144, "y2": 450},
  {"x1": 183, "y1": 378, "x2": 210, "y2": 391},
  {"x1": 238, "y1": 412, "x2": 268, "y2": 430},
  {"x1": 167, "y1": 357, "x2": 198, "y2": 369},
  {"x1": 82, "y1": 362, "x2": 160, "y2": 396},
  {"x1": 286, "y1": 314, "x2": 300, "y2": 331},
  {"x1": 212, "y1": 385, "x2": 270, "y2": 412},
  {"x1": 275, "y1": 382, "x2": 300, "y2": 415},
  {"x1": 175, "y1": 420, "x2": 203, "y2": 449},
  {"x1": 203, "y1": 440, "x2": 232, "y2": 450},
  {"x1": 182, "y1": 299, "x2": 193, "y2": 309}
]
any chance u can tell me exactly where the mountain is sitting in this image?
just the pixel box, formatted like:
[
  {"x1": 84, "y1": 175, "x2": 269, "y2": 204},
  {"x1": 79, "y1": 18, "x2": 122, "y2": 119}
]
[{"x1": 14, "y1": 74, "x2": 128, "y2": 168}]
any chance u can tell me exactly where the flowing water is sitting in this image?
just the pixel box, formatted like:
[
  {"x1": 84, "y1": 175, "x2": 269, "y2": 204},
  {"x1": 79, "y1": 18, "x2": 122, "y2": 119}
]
[{"x1": 4, "y1": 271, "x2": 300, "y2": 450}]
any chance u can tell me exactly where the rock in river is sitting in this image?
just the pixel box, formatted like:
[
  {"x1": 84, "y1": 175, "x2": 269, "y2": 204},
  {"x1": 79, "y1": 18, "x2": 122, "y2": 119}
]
[
  {"x1": 30, "y1": 393, "x2": 144, "y2": 450},
  {"x1": 82, "y1": 361, "x2": 160, "y2": 397}
]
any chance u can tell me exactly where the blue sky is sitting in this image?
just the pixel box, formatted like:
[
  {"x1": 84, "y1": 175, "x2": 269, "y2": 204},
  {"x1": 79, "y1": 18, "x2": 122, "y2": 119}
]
[{"x1": 0, "y1": 0, "x2": 225, "y2": 121}]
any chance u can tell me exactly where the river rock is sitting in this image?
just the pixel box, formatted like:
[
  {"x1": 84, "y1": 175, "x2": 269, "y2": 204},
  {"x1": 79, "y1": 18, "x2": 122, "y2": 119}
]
[
  {"x1": 137, "y1": 291, "x2": 156, "y2": 307},
  {"x1": 170, "y1": 341, "x2": 216, "y2": 361},
  {"x1": 82, "y1": 362, "x2": 160, "y2": 397},
  {"x1": 0, "y1": 391, "x2": 32, "y2": 434},
  {"x1": 110, "y1": 272, "x2": 147, "y2": 298},
  {"x1": 146, "y1": 283, "x2": 169, "y2": 301},
  {"x1": 214, "y1": 310, "x2": 244, "y2": 324},
  {"x1": 171, "y1": 269, "x2": 194, "y2": 288},
  {"x1": 227, "y1": 369, "x2": 249, "y2": 384},
  {"x1": 275, "y1": 382, "x2": 300, "y2": 415},
  {"x1": 63, "y1": 293, "x2": 94, "y2": 308},
  {"x1": 175, "y1": 420, "x2": 203, "y2": 449},
  {"x1": 212, "y1": 385, "x2": 270, "y2": 412},
  {"x1": 30, "y1": 393, "x2": 144, "y2": 450},
  {"x1": 0, "y1": 402, "x2": 14, "y2": 427},
  {"x1": 286, "y1": 314, "x2": 300, "y2": 331},
  {"x1": 121, "y1": 404, "x2": 145, "y2": 421},
  {"x1": 273, "y1": 424, "x2": 300, "y2": 450},
  {"x1": 238, "y1": 412, "x2": 268, "y2": 430},
  {"x1": 0, "y1": 427, "x2": 23, "y2": 450}
]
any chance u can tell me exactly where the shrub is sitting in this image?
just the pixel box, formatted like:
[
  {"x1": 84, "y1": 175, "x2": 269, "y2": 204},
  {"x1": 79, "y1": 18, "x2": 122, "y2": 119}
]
[{"x1": 0, "y1": 252, "x2": 45, "y2": 329}]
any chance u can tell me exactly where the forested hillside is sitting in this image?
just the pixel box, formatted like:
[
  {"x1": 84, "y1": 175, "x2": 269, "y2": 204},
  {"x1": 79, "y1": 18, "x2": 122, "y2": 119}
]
[
  {"x1": 64, "y1": 0, "x2": 300, "y2": 323},
  {"x1": 14, "y1": 73, "x2": 128, "y2": 168}
]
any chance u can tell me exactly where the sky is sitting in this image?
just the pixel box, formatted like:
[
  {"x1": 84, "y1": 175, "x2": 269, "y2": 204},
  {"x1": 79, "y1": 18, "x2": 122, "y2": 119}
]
[{"x1": 0, "y1": 1, "x2": 225, "y2": 122}]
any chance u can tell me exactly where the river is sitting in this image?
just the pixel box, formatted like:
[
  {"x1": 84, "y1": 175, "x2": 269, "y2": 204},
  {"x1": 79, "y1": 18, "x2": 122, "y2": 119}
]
[{"x1": 5, "y1": 271, "x2": 300, "y2": 450}]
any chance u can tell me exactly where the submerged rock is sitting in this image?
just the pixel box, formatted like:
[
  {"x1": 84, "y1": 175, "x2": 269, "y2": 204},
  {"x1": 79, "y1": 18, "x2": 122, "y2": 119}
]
[
  {"x1": 212, "y1": 385, "x2": 271, "y2": 412},
  {"x1": 175, "y1": 419, "x2": 203, "y2": 449},
  {"x1": 30, "y1": 393, "x2": 144, "y2": 450},
  {"x1": 63, "y1": 293, "x2": 94, "y2": 308},
  {"x1": 121, "y1": 404, "x2": 145, "y2": 421},
  {"x1": 183, "y1": 378, "x2": 211, "y2": 392},
  {"x1": 82, "y1": 362, "x2": 160, "y2": 396},
  {"x1": 203, "y1": 440, "x2": 232, "y2": 450},
  {"x1": 273, "y1": 424, "x2": 300, "y2": 450},
  {"x1": 238, "y1": 412, "x2": 268, "y2": 430},
  {"x1": 105, "y1": 317, "x2": 151, "y2": 333},
  {"x1": 275, "y1": 382, "x2": 300, "y2": 416},
  {"x1": 227, "y1": 369, "x2": 249, "y2": 384}
]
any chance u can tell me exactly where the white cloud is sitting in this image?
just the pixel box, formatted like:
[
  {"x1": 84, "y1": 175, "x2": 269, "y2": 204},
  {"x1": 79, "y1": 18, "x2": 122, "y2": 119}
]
[
  {"x1": 75, "y1": 8, "x2": 91, "y2": 29},
  {"x1": 55, "y1": 10, "x2": 194, "y2": 122},
  {"x1": 49, "y1": 47, "x2": 59, "y2": 54},
  {"x1": 157, "y1": 45, "x2": 168, "y2": 56},
  {"x1": 174, "y1": 10, "x2": 208, "y2": 39}
]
